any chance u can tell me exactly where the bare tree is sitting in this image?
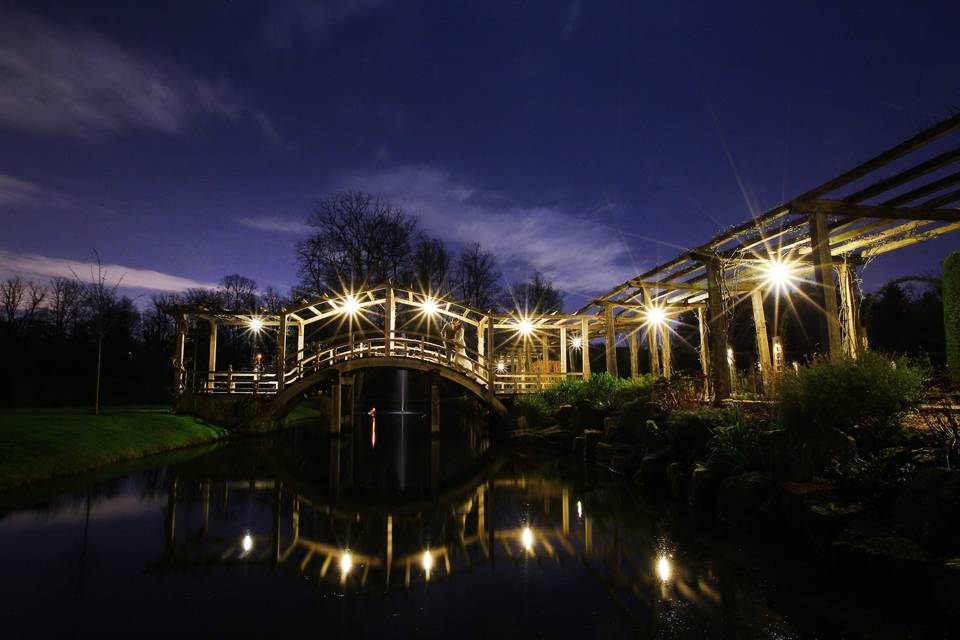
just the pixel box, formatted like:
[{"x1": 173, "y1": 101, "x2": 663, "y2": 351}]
[
  {"x1": 259, "y1": 285, "x2": 287, "y2": 313},
  {"x1": 24, "y1": 280, "x2": 47, "y2": 325},
  {"x1": 49, "y1": 276, "x2": 84, "y2": 341},
  {"x1": 453, "y1": 243, "x2": 502, "y2": 311},
  {"x1": 72, "y1": 251, "x2": 124, "y2": 416},
  {"x1": 295, "y1": 190, "x2": 419, "y2": 296},
  {"x1": 1, "y1": 276, "x2": 25, "y2": 329},
  {"x1": 507, "y1": 271, "x2": 565, "y2": 314},
  {"x1": 218, "y1": 274, "x2": 258, "y2": 311},
  {"x1": 411, "y1": 236, "x2": 452, "y2": 294}
]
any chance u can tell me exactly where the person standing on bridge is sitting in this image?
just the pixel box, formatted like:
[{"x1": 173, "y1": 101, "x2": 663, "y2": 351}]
[
  {"x1": 452, "y1": 318, "x2": 470, "y2": 372},
  {"x1": 441, "y1": 319, "x2": 456, "y2": 365}
]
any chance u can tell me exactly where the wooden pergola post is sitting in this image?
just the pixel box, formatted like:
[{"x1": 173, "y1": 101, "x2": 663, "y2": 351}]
[
  {"x1": 430, "y1": 374, "x2": 440, "y2": 436},
  {"x1": 580, "y1": 317, "x2": 591, "y2": 380},
  {"x1": 604, "y1": 303, "x2": 618, "y2": 377},
  {"x1": 660, "y1": 323, "x2": 672, "y2": 379},
  {"x1": 837, "y1": 261, "x2": 862, "y2": 358},
  {"x1": 384, "y1": 287, "x2": 395, "y2": 356},
  {"x1": 603, "y1": 302, "x2": 619, "y2": 377},
  {"x1": 174, "y1": 315, "x2": 187, "y2": 394},
  {"x1": 808, "y1": 212, "x2": 843, "y2": 358},
  {"x1": 296, "y1": 321, "x2": 305, "y2": 368},
  {"x1": 628, "y1": 330, "x2": 639, "y2": 378},
  {"x1": 277, "y1": 312, "x2": 288, "y2": 392},
  {"x1": 207, "y1": 320, "x2": 217, "y2": 391},
  {"x1": 750, "y1": 290, "x2": 773, "y2": 393},
  {"x1": 697, "y1": 307, "x2": 711, "y2": 399},
  {"x1": 559, "y1": 327, "x2": 568, "y2": 374},
  {"x1": 704, "y1": 258, "x2": 731, "y2": 402},
  {"x1": 486, "y1": 317, "x2": 496, "y2": 396},
  {"x1": 641, "y1": 287, "x2": 660, "y2": 376}
]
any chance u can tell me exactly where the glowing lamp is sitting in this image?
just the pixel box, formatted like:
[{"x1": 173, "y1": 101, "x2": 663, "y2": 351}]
[
  {"x1": 656, "y1": 555, "x2": 672, "y2": 582},
  {"x1": 644, "y1": 306, "x2": 667, "y2": 327},
  {"x1": 495, "y1": 360, "x2": 506, "y2": 373},
  {"x1": 570, "y1": 336, "x2": 583, "y2": 350},
  {"x1": 248, "y1": 318, "x2": 264, "y2": 333},
  {"x1": 758, "y1": 256, "x2": 798, "y2": 293},
  {"x1": 422, "y1": 550, "x2": 433, "y2": 572},
  {"x1": 340, "y1": 551, "x2": 353, "y2": 575},
  {"x1": 518, "y1": 318, "x2": 534, "y2": 336},
  {"x1": 342, "y1": 295, "x2": 360, "y2": 315},
  {"x1": 241, "y1": 533, "x2": 253, "y2": 553},
  {"x1": 521, "y1": 526, "x2": 534, "y2": 552},
  {"x1": 422, "y1": 298, "x2": 438, "y2": 316}
]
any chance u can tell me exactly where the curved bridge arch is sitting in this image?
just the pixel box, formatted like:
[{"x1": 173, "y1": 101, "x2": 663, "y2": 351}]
[{"x1": 259, "y1": 356, "x2": 507, "y2": 427}]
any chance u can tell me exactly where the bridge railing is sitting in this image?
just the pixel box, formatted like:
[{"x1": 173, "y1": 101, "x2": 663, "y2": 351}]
[{"x1": 193, "y1": 328, "x2": 583, "y2": 396}]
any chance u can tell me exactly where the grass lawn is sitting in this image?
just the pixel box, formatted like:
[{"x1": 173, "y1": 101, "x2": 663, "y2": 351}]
[{"x1": 0, "y1": 406, "x2": 229, "y2": 492}]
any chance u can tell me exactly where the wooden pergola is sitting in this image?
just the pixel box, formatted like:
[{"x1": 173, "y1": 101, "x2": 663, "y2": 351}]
[{"x1": 579, "y1": 113, "x2": 960, "y2": 400}]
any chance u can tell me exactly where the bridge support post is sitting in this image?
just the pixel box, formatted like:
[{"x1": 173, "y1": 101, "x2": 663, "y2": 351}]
[
  {"x1": 642, "y1": 287, "x2": 660, "y2": 376},
  {"x1": 486, "y1": 319, "x2": 496, "y2": 397},
  {"x1": 580, "y1": 317, "x2": 591, "y2": 380},
  {"x1": 296, "y1": 321, "x2": 304, "y2": 367},
  {"x1": 751, "y1": 289, "x2": 774, "y2": 394},
  {"x1": 628, "y1": 330, "x2": 639, "y2": 378},
  {"x1": 807, "y1": 211, "x2": 843, "y2": 358},
  {"x1": 603, "y1": 303, "x2": 618, "y2": 377},
  {"x1": 330, "y1": 375, "x2": 341, "y2": 436},
  {"x1": 430, "y1": 375, "x2": 440, "y2": 436},
  {"x1": 174, "y1": 315, "x2": 186, "y2": 394},
  {"x1": 704, "y1": 257, "x2": 732, "y2": 402}
]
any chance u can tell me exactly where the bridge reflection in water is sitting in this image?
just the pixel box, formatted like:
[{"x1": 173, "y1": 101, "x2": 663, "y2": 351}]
[{"x1": 154, "y1": 436, "x2": 732, "y2": 630}]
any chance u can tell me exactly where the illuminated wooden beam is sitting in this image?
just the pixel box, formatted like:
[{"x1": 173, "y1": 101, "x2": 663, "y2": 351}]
[{"x1": 796, "y1": 199, "x2": 960, "y2": 222}]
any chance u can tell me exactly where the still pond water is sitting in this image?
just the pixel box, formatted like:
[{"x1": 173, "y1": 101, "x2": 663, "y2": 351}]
[{"x1": 0, "y1": 409, "x2": 925, "y2": 638}]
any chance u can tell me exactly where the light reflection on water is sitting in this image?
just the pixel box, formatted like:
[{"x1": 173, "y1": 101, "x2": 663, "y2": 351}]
[{"x1": 0, "y1": 413, "x2": 821, "y2": 638}]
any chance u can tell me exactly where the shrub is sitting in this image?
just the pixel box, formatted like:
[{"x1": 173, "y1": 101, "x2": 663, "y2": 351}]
[
  {"x1": 945, "y1": 251, "x2": 960, "y2": 381},
  {"x1": 665, "y1": 406, "x2": 743, "y2": 462},
  {"x1": 537, "y1": 372, "x2": 654, "y2": 412},
  {"x1": 778, "y1": 352, "x2": 927, "y2": 450},
  {"x1": 512, "y1": 394, "x2": 551, "y2": 428},
  {"x1": 708, "y1": 419, "x2": 765, "y2": 472}
]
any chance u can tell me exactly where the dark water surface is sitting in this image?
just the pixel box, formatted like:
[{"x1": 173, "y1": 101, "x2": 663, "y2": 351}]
[{"x1": 0, "y1": 409, "x2": 921, "y2": 639}]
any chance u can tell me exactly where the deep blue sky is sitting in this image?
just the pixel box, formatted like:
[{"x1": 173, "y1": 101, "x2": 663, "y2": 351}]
[{"x1": 1, "y1": 0, "x2": 958, "y2": 307}]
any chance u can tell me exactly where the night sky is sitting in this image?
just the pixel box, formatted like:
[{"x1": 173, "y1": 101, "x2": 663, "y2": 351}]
[{"x1": 1, "y1": 0, "x2": 959, "y2": 308}]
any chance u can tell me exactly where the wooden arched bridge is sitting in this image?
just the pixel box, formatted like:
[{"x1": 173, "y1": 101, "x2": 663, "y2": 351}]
[{"x1": 171, "y1": 114, "x2": 960, "y2": 427}]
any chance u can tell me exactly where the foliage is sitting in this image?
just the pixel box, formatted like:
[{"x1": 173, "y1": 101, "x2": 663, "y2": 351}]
[
  {"x1": 512, "y1": 394, "x2": 551, "y2": 428},
  {"x1": 505, "y1": 271, "x2": 564, "y2": 314},
  {"x1": 665, "y1": 406, "x2": 744, "y2": 462},
  {"x1": 0, "y1": 407, "x2": 227, "y2": 491},
  {"x1": 537, "y1": 373, "x2": 654, "y2": 412},
  {"x1": 708, "y1": 418, "x2": 766, "y2": 472},
  {"x1": 454, "y1": 242, "x2": 503, "y2": 311},
  {"x1": 945, "y1": 251, "x2": 960, "y2": 380},
  {"x1": 650, "y1": 375, "x2": 703, "y2": 413},
  {"x1": 918, "y1": 379, "x2": 960, "y2": 469},
  {"x1": 778, "y1": 352, "x2": 928, "y2": 450}
]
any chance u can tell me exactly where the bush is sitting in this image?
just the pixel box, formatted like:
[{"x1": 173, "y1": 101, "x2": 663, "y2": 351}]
[
  {"x1": 538, "y1": 373, "x2": 654, "y2": 412},
  {"x1": 512, "y1": 394, "x2": 551, "y2": 428},
  {"x1": 778, "y1": 352, "x2": 927, "y2": 450},
  {"x1": 708, "y1": 419, "x2": 766, "y2": 472},
  {"x1": 664, "y1": 406, "x2": 743, "y2": 462}
]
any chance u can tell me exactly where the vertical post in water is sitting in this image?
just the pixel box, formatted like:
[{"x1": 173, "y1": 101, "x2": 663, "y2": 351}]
[
  {"x1": 330, "y1": 374, "x2": 341, "y2": 436},
  {"x1": 604, "y1": 303, "x2": 618, "y2": 377},
  {"x1": 430, "y1": 374, "x2": 440, "y2": 436}
]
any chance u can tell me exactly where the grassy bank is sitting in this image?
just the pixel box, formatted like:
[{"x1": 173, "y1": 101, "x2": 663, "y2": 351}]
[{"x1": 0, "y1": 406, "x2": 229, "y2": 492}]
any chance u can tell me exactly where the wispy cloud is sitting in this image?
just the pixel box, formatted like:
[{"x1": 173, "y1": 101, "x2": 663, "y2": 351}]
[
  {"x1": 0, "y1": 10, "x2": 279, "y2": 142},
  {"x1": 336, "y1": 166, "x2": 638, "y2": 296},
  {"x1": 562, "y1": 3, "x2": 581, "y2": 40},
  {"x1": 0, "y1": 173, "x2": 71, "y2": 208},
  {"x1": 261, "y1": 0, "x2": 390, "y2": 48},
  {"x1": 0, "y1": 250, "x2": 216, "y2": 292},
  {"x1": 239, "y1": 216, "x2": 311, "y2": 234}
]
